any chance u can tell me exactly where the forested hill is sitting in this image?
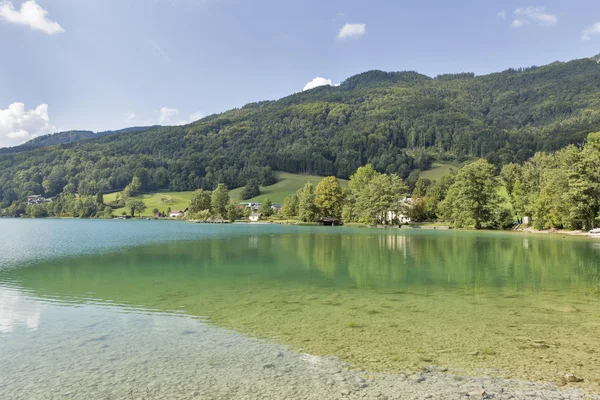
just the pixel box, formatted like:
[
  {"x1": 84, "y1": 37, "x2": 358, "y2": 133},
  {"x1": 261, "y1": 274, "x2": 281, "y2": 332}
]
[
  {"x1": 0, "y1": 126, "x2": 155, "y2": 154},
  {"x1": 2, "y1": 57, "x2": 600, "y2": 206}
]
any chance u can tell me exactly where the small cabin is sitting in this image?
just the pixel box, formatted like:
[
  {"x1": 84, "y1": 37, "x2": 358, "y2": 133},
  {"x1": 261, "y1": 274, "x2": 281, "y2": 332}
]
[
  {"x1": 320, "y1": 217, "x2": 341, "y2": 226},
  {"x1": 169, "y1": 210, "x2": 184, "y2": 218},
  {"x1": 249, "y1": 212, "x2": 262, "y2": 222}
]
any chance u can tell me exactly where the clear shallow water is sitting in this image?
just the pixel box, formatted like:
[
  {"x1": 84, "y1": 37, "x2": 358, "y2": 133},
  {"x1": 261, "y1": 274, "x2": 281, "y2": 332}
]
[{"x1": 1, "y1": 219, "x2": 600, "y2": 397}]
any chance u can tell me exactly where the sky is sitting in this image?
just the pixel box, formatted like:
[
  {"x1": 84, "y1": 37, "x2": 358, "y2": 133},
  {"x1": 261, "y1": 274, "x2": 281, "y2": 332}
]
[{"x1": 1, "y1": 0, "x2": 600, "y2": 147}]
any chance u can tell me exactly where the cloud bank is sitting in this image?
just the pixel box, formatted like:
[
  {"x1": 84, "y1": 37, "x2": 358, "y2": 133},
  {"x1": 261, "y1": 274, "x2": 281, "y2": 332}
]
[
  {"x1": 158, "y1": 107, "x2": 204, "y2": 125},
  {"x1": 512, "y1": 6, "x2": 557, "y2": 28},
  {"x1": 303, "y1": 77, "x2": 333, "y2": 91},
  {"x1": 582, "y1": 22, "x2": 600, "y2": 40},
  {"x1": 0, "y1": 103, "x2": 54, "y2": 148},
  {"x1": 0, "y1": 0, "x2": 64, "y2": 34}
]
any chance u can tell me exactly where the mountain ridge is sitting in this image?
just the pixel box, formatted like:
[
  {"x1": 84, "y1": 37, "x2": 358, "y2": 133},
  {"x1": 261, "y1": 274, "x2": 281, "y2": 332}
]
[
  {"x1": 2, "y1": 56, "x2": 600, "y2": 208},
  {"x1": 0, "y1": 126, "x2": 158, "y2": 154}
]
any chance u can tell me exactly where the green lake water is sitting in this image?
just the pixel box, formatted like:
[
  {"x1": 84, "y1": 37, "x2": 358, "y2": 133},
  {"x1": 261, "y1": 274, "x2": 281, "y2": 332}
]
[{"x1": 1, "y1": 219, "x2": 600, "y2": 395}]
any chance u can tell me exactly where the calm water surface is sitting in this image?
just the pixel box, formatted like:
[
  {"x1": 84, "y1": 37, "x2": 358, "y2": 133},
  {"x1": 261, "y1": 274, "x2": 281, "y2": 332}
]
[{"x1": 1, "y1": 219, "x2": 600, "y2": 397}]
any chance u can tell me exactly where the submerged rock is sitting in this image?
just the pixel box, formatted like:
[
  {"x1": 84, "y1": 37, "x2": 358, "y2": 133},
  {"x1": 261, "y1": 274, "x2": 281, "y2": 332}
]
[{"x1": 563, "y1": 373, "x2": 584, "y2": 383}]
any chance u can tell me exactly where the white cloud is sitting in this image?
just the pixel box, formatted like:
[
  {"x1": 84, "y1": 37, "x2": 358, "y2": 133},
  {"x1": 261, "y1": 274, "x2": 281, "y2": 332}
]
[
  {"x1": 512, "y1": 6, "x2": 557, "y2": 28},
  {"x1": 124, "y1": 112, "x2": 136, "y2": 122},
  {"x1": 303, "y1": 77, "x2": 333, "y2": 91},
  {"x1": 158, "y1": 107, "x2": 204, "y2": 125},
  {"x1": 0, "y1": 103, "x2": 54, "y2": 148},
  {"x1": 188, "y1": 111, "x2": 205, "y2": 122},
  {"x1": 498, "y1": 10, "x2": 506, "y2": 20},
  {"x1": 338, "y1": 23, "x2": 366, "y2": 39},
  {"x1": 158, "y1": 107, "x2": 179, "y2": 124},
  {"x1": 582, "y1": 22, "x2": 600, "y2": 40},
  {"x1": 0, "y1": 0, "x2": 64, "y2": 35}
]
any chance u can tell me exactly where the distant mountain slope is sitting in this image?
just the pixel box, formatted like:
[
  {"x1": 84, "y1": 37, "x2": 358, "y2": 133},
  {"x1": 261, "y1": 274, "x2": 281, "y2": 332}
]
[
  {"x1": 2, "y1": 56, "x2": 600, "y2": 207},
  {"x1": 0, "y1": 126, "x2": 155, "y2": 154}
]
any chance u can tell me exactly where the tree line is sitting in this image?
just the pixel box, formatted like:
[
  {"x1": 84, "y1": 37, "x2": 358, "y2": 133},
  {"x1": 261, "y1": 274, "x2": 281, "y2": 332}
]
[{"x1": 279, "y1": 131, "x2": 600, "y2": 230}]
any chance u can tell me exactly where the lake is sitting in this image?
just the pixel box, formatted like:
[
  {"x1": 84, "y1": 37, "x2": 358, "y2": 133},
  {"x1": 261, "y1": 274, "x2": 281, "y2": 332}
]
[{"x1": 1, "y1": 219, "x2": 599, "y2": 399}]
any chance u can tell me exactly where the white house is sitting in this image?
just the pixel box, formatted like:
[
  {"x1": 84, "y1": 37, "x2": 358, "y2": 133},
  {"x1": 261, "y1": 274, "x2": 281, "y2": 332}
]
[
  {"x1": 240, "y1": 202, "x2": 261, "y2": 212},
  {"x1": 27, "y1": 195, "x2": 51, "y2": 206},
  {"x1": 383, "y1": 197, "x2": 413, "y2": 224},
  {"x1": 249, "y1": 212, "x2": 262, "y2": 222},
  {"x1": 169, "y1": 210, "x2": 184, "y2": 218}
]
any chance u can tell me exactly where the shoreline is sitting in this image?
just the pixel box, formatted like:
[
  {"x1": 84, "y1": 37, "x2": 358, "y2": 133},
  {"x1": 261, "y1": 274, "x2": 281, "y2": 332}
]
[{"x1": 6, "y1": 216, "x2": 600, "y2": 239}]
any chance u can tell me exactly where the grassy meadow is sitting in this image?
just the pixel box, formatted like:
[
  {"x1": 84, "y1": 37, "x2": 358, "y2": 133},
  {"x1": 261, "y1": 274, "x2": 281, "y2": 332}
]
[
  {"x1": 105, "y1": 172, "x2": 348, "y2": 216},
  {"x1": 418, "y1": 162, "x2": 461, "y2": 181}
]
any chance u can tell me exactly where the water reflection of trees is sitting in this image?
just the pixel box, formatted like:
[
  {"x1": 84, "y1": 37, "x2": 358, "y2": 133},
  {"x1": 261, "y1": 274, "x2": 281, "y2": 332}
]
[
  {"x1": 9, "y1": 232, "x2": 600, "y2": 305},
  {"x1": 278, "y1": 232, "x2": 600, "y2": 293}
]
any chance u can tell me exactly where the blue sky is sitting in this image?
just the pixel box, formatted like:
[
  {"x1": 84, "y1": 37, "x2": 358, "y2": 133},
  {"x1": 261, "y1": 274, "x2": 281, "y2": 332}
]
[{"x1": 1, "y1": 0, "x2": 600, "y2": 147}]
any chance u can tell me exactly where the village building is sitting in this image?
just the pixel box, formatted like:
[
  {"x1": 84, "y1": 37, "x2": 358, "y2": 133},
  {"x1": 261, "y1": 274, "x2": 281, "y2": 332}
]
[
  {"x1": 383, "y1": 197, "x2": 413, "y2": 225},
  {"x1": 249, "y1": 212, "x2": 262, "y2": 222},
  {"x1": 320, "y1": 217, "x2": 341, "y2": 226},
  {"x1": 169, "y1": 210, "x2": 185, "y2": 218},
  {"x1": 27, "y1": 195, "x2": 51, "y2": 206},
  {"x1": 240, "y1": 202, "x2": 261, "y2": 212}
]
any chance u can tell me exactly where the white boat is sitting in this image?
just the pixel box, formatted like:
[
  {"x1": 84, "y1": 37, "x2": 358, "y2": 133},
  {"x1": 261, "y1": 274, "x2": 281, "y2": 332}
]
[{"x1": 589, "y1": 228, "x2": 600, "y2": 235}]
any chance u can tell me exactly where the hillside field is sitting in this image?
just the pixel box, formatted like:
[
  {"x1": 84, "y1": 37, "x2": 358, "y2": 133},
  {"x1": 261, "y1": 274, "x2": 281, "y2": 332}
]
[
  {"x1": 230, "y1": 172, "x2": 349, "y2": 204},
  {"x1": 419, "y1": 162, "x2": 461, "y2": 181},
  {"x1": 105, "y1": 172, "x2": 348, "y2": 216}
]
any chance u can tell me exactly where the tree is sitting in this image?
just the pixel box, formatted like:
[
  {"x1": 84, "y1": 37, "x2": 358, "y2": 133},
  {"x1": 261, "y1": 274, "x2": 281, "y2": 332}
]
[
  {"x1": 189, "y1": 189, "x2": 212, "y2": 213},
  {"x1": 341, "y1": 202, "x2": 355, "y2": 223},
  {"x1": 412, "y1": 178, "x2": 432, "y2": 198},
  {"x1": 211, "y1": 183, "x2": 229, "y2": 217},
  {"x1": 126, "y1": 198, "x2": 146, "y2": 218},
  {"x1": 96, "y1": 192, "x2": 104, "y2": 205},
  {"x1": 297, "y1": 182, "x2": 318, "y2": 222},
  {"x1": 282, "y1": 194, "x2": 299, "y2": 219},
  {"x1": 258, "y1": 198, "x2": 273, "y2": 217},
  {"x1": 134, "y1": 168, "x2": 150, "y2": 191},
  {"x1": 315, "y1": 176, "x2": 345, "y2": 218},
  {"x1": 63, "y1": 183, "x2": 76, "y2": 195},
  {"x1": 226, "y1": 200, "x2": 242, "y2": 221},
  {"x1": 241, "y1": 179, "x2": 260, "y2": 200},
  {"x1": 500, "y1": 163, "x2": 525, "y2": 219},
  {"x1": 28, "y1": 204, "x2": 48, "y2": 218},
  {"x1": 123, "y1": 176, "x2": 141, "y2": 199},
  {"x1": 102, "y1": 206, "x2": 114, "y2": 219},
  {"x1": 358, "y1": 173, "x2": 408, "y2": 224},
  {"x1": 348, "y1": 164, "x2": 377, "y2": 195},
  {"x1": 406, "y1": 170, "x2": 421, "y2": 192},
  {"x1": 439, "y1": 159, "x2": 502, "y2": 229},
  {"x1": 565, "y1": 132, "x2": 600, "y2": 230},
  {"x1": 242, "y1": 206, "x2": 251, "y2": 218}
]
